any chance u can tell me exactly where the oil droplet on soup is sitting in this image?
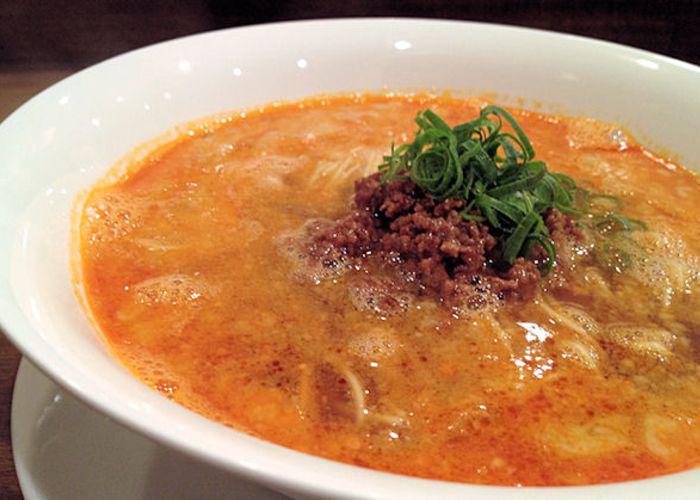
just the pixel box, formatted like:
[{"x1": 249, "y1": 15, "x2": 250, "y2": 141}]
[{"x1": 78, "y1": 94, "x2": 700, "y2": 486}]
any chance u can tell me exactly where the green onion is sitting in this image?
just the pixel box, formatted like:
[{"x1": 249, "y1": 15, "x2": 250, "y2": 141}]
[{"x1": 378, "y1": 105, "x2": 645, "y2": 274}]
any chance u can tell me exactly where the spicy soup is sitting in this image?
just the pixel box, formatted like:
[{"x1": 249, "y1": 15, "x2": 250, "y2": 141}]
[{"x1": 77, "y1": 94, "x2": 700, "y2": 486}]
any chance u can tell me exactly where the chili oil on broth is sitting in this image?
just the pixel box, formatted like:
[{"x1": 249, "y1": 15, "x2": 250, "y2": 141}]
[{"x1": 78, "y1": 94, "x2": 700, "y2": 486}]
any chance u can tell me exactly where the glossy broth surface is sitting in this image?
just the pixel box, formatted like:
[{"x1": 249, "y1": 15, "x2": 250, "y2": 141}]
[{"x1": 79, "y1": 94, "x2": 700, "y2": 486}]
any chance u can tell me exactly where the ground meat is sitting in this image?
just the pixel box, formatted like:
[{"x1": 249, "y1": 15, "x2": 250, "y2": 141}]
[
  {"x1": 524, "y1": 207, "x2": 586, "y2": 268},
  {"x1": 313, "y1": 210, "x2": 378, "y2": 259},
  {"x1": 354, "y1": 173, "x2": 419, "y2": 217},
  {"x1": 545, "y1": 207, "x2": 585, "y2": 244},
  {"x1": 486, "y1": 258, "x2": 541, "y2": 301},
  {"x1": 312, "y1": 173, "x2": 580, "y2": 305}
]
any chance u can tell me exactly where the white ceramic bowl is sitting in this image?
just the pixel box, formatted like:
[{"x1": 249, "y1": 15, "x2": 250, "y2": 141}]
[{"x1": 1, "y1": 19, "x2": 699, "y2": 499}]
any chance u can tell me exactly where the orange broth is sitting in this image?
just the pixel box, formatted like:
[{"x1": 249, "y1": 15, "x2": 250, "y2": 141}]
[{"x1": 78, "y1": 94, "x2": 700, "y2": 486}]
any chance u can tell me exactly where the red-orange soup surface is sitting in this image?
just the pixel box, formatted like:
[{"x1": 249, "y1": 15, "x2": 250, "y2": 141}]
[{"x1": 78, "y1": 94, "x2": 700, "y2": 486}]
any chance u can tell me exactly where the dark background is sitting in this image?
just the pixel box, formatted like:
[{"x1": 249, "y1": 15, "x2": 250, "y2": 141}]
[{"x1": 2, "y1": 0, "x2": 700, "y2": 71}]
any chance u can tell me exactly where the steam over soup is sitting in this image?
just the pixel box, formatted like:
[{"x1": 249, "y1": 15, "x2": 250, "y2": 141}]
[{"x1": 77, "y1": 94, "x2": 700, "y2": 486}]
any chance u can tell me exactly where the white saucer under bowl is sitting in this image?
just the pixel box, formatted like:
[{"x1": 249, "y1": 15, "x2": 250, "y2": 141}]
[{"x1": 11, "y1": 358, "x2": 287, "y2": 500}]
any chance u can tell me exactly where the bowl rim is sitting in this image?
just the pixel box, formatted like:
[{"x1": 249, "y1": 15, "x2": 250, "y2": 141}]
[
  {"x1": 2, "y1": 17, "x2": 700, "y2": 499},
  {"x1": 2, "y1": 16, "x2": 700, "y2": 130}
]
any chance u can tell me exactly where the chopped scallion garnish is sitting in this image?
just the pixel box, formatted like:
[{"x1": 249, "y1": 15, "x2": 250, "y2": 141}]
[{"x1": 378, "y1": 105, "x2": 644, "y2": 274}]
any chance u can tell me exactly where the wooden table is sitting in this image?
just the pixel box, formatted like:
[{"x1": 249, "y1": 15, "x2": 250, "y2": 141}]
[{"x1": 0, "y1": 69, "x2": 73, "y2": 499}]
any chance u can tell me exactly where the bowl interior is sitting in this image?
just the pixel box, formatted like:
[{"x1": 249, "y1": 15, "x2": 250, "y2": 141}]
[{"x1": 1, "y1": 19, "x2": 699, "y2": 499}]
